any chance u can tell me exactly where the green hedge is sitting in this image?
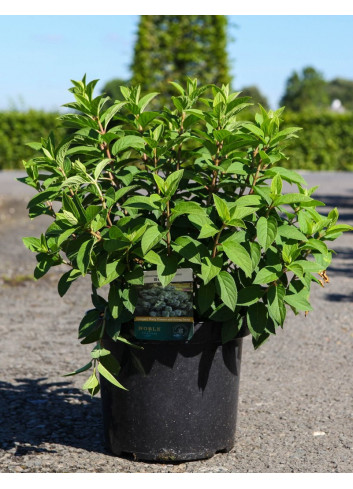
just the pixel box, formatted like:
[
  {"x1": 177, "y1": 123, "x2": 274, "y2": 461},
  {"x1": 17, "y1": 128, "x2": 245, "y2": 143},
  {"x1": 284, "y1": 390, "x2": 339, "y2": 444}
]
[
  {"x1": 0, "y1": 111, "x2": 65, "y2": 170},
  {"x1": 281, "y1": 111, "x2": 353, "y2": 171},
  {"x1": 1, "y1": 109, "x2": 353, "y2": 171}
]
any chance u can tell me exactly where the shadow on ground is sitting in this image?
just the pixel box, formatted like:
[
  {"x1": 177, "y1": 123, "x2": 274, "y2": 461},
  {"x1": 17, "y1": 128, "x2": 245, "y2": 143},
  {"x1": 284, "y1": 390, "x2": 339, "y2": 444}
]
[
  {"x1": 0, "y1": 377, "x2": 107, "y2": 456},
  {"x1": 314, "y1": 194, "x2": 353, "y2": 222}
]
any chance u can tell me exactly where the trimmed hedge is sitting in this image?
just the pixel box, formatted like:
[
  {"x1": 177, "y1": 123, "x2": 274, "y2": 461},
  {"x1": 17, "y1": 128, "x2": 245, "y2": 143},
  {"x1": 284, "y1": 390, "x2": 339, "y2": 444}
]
[
  {"x1": 0, "y1": 111, "x2": 66, "y2": 170},
  {"x1": 282, "y1": 111, "x2": 353, "y2": 171},
  {"x1": 1, "y1": 109, "x2": 353, "y2": 171}
]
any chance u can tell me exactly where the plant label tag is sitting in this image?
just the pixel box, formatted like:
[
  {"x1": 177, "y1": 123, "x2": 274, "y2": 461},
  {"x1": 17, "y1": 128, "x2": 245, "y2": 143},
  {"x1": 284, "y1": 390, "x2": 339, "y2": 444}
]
[{"x1": 134, "y1": 268, "x2": 194, "y2": 341}]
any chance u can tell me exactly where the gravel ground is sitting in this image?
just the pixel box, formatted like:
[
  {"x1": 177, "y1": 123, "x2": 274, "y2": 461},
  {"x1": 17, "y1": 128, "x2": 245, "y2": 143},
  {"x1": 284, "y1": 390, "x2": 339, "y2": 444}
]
[{"x1": 0, "y1": 170, "x2": 352, "y2": 473}]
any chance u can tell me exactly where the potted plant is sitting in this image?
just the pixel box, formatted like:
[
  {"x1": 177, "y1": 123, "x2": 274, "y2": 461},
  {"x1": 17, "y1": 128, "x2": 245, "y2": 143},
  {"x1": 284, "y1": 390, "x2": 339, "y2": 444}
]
[{"x1": 21, "y1": 76, "x2": 352, "y2": 461}]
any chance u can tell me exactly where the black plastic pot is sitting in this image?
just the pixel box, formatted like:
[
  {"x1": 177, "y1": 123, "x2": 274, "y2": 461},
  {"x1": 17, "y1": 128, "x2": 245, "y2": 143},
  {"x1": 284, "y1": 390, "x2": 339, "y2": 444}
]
[{"x1": 100, "y1": 321, "x2": 249, "y2": 462}]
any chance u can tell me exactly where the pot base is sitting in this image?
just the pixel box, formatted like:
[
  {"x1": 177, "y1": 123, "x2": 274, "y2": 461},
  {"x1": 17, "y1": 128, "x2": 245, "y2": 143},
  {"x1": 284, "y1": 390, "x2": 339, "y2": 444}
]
[{"x1": 101, "y1": 322, "x2": 246, "y2": 462}]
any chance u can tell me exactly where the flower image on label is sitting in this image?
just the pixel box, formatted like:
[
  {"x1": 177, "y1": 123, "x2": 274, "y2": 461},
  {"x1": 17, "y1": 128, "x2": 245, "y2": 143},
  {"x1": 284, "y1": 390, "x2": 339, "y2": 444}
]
[{"x1": 134, "y1": 268, "x2": 194, "y2": 341}]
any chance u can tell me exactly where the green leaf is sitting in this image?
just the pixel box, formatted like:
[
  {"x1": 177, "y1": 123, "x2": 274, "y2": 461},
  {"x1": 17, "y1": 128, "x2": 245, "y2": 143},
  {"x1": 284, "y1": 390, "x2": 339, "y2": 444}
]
[
  {"x1": 213, "y1": 194, "x2": 230, "y2": 222},
  {"x1": 256, "y1": 216, "x2": 277, "y2": 251},
  {"x1": 85, "y1": 205, "x2": 101, "y2": 223},
  {"x1": 264, "y1": 167, "x2": 307, "y2": 187},
  {"x1": 274, "y1": 193, "x2": 314, "y2": 206},
  {"x1": 235, "y1": 195, "x2": 262, "y2": 207},
  {"x1": 267, "y1": 284, "x2": 286, "y2": 325},
  {"x1": 221, "y1": 240, "x2": 253, "y2": 277},
  {"x1": 58, "y1": 268, "x2": 81, "y2": 297},
  {"x1": 221, "y1": 316, "x2": 243, "y2": 344},
  {"x1": 26, "y1": 141, "x2": 42, "y2": 151},
  {"x1": 248, "y1": 241, "x2": 261, "y2": 271},
  {"x1": 138, "y1": 92, "x2": 159, "y2": 112},
  {"x1": 98, "y1": 362, "x2": 127, "y2": 390},
  {"x1": 215, "y1": 271, "x2": 237, "y2": 311},
  {"x1": 141, "y1": 225, "x2": 166, "y2": 254},
  {"x1": 157, "y1": 254, "x2": 179, "y2": 287},
  {"x1": 286, "y1": 262, "x2": 305, "y2": 279},
  {"x1": 242, "y1": 122, "x2": 265, "y2": 139},
  {"x1": 277, "y1": 224, "x2": 308, "y2": 242},
  {"x1": 324, "y1": 224, "x2": 353, "y2": 239},
  {"x1": 284, "y1": 288, "x2": 312, "y2": 312},
  {"x1": 123, "y1": 195, "x2": 160, "y2": 211},
  {"x1": 144, "y1": 250, "x2": 163, "y2": 265},
  {"x1": 82, "y1": 370, "x2": 100, "y2": 396},
  {"x1": 229, "y1": 205, "x2": 256, "y2": 221},
  {"x1": 153, "y1": 173, "x2": 166, "y2": 194},
  {"x1": 99, "y1": 352, "x2": 122, "y2": 375},
  {"x1": 122, "y1": 288, "x2": 138, "y2": 314},
  {"x1": 300, "y1": 238, "x2": 328, "y2": 254},
  {"x1": 172, "y1": 236, "x2": 207, "y2": 265},
  {"x1": 253, "y1": 266, "x2": 283, "y2": 285},
  {"x1": 111, "y1": 135, "x2": 145, "y2": 155},
  {"x1": 77, "y1": 238, "x2": 94, "y2": 275},
  {"x1": 197, "y1": 282, "x2": 215, "y2": 314},
  {"x1": 61, "y1": 175, "x2": 90, "y2": 188},
  {"x1": 93, "y1": 259, "x2": 125, "y2": 287},
  {"x1": 270, "y1": 126, "x2": 302, "y2": 145},
  {"x1": 125, "y1": 266, "x2": 144, "y2": 285},
  {"x1": 114, "y1": 185, "x2": 138, "y2": 202},
  {"x1": 291, "y1": 259, "x2": 324, "y2": 273},
  {"x1": 108, "y1": 284, "x2": 124, "y2": 319},
  {"x1": 138, "y1": 111, "x2": 160, "y2": 128},
  {"x1": 94, "y1": 159, "x2": 113, "y2": 180},
  {"x1": 62, "y1": 193, "x2": 81, "y2": 221},
  {"x1": 247, "y1": 302, "x2": 268, "y2": 340},
  {"x1": 101, "y1": 101, "x2": 127, "y2": 128},
  {"x1": 27, "y1": 187, "x2": 60, "y2": 209},
  {"x1": 171, "y1": 201, "x2": 205, "y2": 221},
  {"x1": 91, "y1": 346, "x2": 111, "y2": 359},
  {"x1": 22, "y1": 237, "x2": 42, "y2": 252},
  {"x1": 271, "y1": 174, "x2": 282, "y2": 195},
  {"x1": 63, "y1": 361, "x2": 93, "y2": 377},
  {"x1": 59, "y1": 210, "x2": 79, "y2": 226},
  {"x1": 200, "y1": 256, "x2": 223, "y2": 285},
  {"x1": 237, "y1": 285, "x2": 263, "y2": 306},
  {"x1": 78, "y1": 310, "x2": 101, "y2": 339},
  {"x1": 165, "y1": 170, "x2": 184, "y2": 198},
  {"x1": 169, "y1": 81, "x2": 185, "y2": 95}
]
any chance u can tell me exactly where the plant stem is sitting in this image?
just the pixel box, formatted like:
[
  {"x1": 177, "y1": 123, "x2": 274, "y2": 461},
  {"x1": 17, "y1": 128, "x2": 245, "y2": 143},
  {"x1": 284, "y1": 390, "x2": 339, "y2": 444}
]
[
  {"x1": 166, "y1": 200, "x2": 171, "y2": 256},
  {"x1": 212, "y1": 223, "x2": 226, "y2": 258}
]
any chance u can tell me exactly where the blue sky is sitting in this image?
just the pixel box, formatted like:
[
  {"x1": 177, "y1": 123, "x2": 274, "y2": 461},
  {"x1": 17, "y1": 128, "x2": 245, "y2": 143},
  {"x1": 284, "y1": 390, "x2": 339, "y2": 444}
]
[{"x1": 0, "y1": 15, "x2": 353, "y2": 111}]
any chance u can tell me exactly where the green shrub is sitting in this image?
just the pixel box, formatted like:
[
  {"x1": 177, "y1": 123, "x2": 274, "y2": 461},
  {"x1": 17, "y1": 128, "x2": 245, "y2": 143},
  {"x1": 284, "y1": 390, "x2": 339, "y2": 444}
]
[
  {"x1": 21, "y1": 76, "x2": 352, "y2": 394},
  {"x1": 0, "y1": 111, "x2": 67, "y2": 170},
  {"x1": 282, "y1": 111, "x2": 353, "y2": 171},
  {"x1": 2, "y1": 107, "x2": 353, "y2": 171},
  {"x1": 240, "y1": 109, "x2": 353, "y2": 171}
]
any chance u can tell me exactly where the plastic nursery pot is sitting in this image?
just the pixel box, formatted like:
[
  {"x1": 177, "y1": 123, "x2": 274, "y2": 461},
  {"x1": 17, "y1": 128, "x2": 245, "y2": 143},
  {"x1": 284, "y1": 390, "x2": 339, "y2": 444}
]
[{"x1": 100, "y1": 320, "x2": 249, "y2": 462}]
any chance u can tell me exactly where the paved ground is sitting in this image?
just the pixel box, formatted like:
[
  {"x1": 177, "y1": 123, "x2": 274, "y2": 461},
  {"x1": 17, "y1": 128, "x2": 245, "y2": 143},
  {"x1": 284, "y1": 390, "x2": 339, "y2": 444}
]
[{"x1": 0, "y1": 171, "x2": 352, "y2": 473}]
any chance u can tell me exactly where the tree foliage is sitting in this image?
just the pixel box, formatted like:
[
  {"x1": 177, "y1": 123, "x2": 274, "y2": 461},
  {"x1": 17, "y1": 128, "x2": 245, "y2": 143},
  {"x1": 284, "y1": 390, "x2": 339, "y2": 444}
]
[
  {"x1": 327, "y1": 78, "x2": 353, "y2": 111},
  {"x1": 131, "y1": 15, "x2": 232, "y2": 106},
  {"x1": 280, "y1": 66, "x2": 329, "y2": 112}
]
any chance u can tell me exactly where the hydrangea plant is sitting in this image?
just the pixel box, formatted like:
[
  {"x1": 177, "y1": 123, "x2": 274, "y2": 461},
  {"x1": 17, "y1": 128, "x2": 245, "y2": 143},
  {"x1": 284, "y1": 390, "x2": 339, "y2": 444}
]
[{"x1": 21, "y1": 76, "x2": 352, "y2": 395}]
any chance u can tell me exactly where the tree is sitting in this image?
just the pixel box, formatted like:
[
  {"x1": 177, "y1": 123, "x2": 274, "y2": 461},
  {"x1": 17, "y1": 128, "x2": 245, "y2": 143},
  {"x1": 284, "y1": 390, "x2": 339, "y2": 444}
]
[
  {"x1": 280, "y1": 66, "x2": 329, "y2": 112},
  {"x1": 130, "y1": 15, "x2": 232, "y2": 104},
  {"x1": 327, "y1": 78, "x2": 353, "y2": 111},
  {"x1": 239, "y1": 85, "x2": 269, "y2": 109}
]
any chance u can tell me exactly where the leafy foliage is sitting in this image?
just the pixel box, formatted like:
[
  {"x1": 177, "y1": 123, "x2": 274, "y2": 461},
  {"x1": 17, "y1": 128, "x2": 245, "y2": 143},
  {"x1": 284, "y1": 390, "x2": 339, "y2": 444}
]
[
  {"x1": 280, "y1": 66, "x2": 329, "y2": 112},
  {"x1": 21, "y1": 75, "x2": 352, "y2": 395},
  {"x1": 131, "y1": 15, "x2": 231, "y2": 107},
  {"x1": 0, "y1": 111, "x2": 66, "y2": 170}
]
